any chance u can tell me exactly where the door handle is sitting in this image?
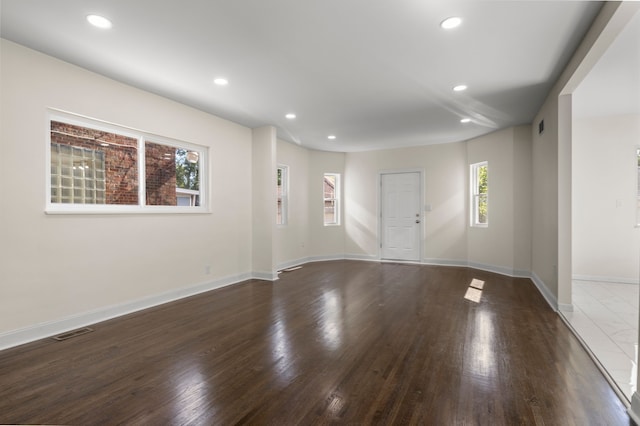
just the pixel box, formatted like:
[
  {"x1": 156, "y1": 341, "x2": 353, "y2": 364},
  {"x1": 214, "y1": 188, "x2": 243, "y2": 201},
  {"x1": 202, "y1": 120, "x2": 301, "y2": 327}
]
[{"x1": 416, "y1": 220, "x2": 421, "y2": 224}]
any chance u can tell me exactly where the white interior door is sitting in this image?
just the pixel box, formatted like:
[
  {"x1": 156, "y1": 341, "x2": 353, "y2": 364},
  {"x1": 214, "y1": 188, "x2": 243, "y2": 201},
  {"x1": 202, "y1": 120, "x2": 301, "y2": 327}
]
[{"x1": 381, "y1": 172, "x2": 421, "y2": 261}]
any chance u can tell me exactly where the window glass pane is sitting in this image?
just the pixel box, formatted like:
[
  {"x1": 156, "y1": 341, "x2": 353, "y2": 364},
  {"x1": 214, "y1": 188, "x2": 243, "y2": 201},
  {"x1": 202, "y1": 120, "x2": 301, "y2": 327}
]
[
  {"x1": 470, "y1": 162, "x2": 488, "y2": 226},
  {"x1": 145, "y1": 142, "x2": 201, "y2": 207},
  {"x1": 50, "y1": 121, "x2": 136, "y2": 205},
  {"x1": 323, "y1": 173, "x2": 340, "y2": 225},
  {"x1": 276, "y1": 166, "x2": 287, "y2": 225}
]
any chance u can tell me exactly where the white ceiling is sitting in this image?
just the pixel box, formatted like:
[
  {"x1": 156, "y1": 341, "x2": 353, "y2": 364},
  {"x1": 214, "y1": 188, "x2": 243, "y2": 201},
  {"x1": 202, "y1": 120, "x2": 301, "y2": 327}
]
[
  {"x1": 1, "y1": 0, "x2": 605, "y2": 152},
  {"x1": 573, "y1": 9, "x2": 640, "y2": 119}
]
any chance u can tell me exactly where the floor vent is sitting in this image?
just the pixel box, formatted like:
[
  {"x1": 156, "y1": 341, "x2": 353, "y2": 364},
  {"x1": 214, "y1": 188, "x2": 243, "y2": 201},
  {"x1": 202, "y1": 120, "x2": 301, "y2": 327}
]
[{"x1": 52, "y1": 327, "x2": 94, "y2": 341}]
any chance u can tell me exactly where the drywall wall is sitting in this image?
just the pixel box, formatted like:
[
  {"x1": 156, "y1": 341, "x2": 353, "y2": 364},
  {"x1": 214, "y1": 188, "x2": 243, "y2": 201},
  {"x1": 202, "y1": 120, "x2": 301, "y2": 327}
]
[
  {"x1": 0, "y1": 40, "x2": 253, "y2": 338},
  {"x1": 252, "y1": 126, "x2": 277, "y2": 279},
  {"x1": 308, "y1": 150, "x2": 346, "y2": 259},
  {"x1": 344, "y1": 142, "x2": 469, "y2": 265},
  {"x1": 466, "y1": 126, "x2": 532, "y2": 275},
  {"x1": 572, "y1": 114, "x2": 640, "y2": 283},
  {"x1": 533, "y1": 1, "x2": 639, "y2": 306},
  {"x1": 275, "y1": 139, "x2": 310, "y2": 268}
]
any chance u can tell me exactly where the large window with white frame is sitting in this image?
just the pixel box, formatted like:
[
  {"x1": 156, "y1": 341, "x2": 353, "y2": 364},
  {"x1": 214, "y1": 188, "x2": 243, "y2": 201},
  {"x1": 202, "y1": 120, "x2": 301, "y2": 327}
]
[
  {"x1": 323, "y1": 173, "x2": 340, "y2": 226},
  {"x1": 277, "y1": 165, "x2": 288, "y2": 225},
  {"x1": 47, "y1": 110, "x2": 208, "y2": 213},
  {"x1": 470, "y1": 161, "x2": 488, "y2": 227}
]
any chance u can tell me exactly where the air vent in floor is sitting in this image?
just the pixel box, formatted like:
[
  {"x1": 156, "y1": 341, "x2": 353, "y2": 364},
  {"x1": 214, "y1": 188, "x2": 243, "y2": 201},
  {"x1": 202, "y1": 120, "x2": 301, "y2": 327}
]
[{"x1": 52, "y1": 327, "x2": 94, "y2": 341}]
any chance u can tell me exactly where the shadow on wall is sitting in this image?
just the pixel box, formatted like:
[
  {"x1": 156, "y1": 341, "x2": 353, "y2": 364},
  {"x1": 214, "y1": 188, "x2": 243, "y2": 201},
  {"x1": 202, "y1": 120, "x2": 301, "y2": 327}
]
[{"x1": 345, "y1": 199, "x2": 378, "y2": 256}]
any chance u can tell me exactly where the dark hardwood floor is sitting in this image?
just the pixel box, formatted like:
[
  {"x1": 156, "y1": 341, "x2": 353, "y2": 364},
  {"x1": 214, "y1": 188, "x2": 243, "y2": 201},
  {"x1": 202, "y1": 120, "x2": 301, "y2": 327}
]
[{"x1": 0, "y1": 261, "x2": 632, "y2": 425}]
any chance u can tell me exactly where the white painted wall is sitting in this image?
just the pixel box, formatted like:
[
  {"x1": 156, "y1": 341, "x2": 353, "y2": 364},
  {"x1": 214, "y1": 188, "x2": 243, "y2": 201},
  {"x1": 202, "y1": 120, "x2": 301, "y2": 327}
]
[
  {"x1": 275, "y1": 139, "x2": 310, "y2": 268},
  {"x1": 0, "y1": 40, "x2": 253, "y2": 337},
  {"x1": 344, "y1": 142, "x2": 469, "y2": 265},
  {"x1": 572, "y1": 114, "x2": 640, "y2": 283},
  {"x1": 308, "y1": 150, "x2": 346, "y2": 259},
  {"x1": 251, "y1": 126, "x2": 277, "y2": 279},
  {"x1": 467, "y1": 126, "x2": 532, "y2": 276}
]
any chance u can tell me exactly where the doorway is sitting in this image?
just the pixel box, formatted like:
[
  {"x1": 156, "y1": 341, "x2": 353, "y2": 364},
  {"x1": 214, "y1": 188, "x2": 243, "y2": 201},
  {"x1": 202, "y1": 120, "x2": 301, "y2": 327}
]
[{"x1": 380, "y1": 171, "x2": 422, "y2": 262}]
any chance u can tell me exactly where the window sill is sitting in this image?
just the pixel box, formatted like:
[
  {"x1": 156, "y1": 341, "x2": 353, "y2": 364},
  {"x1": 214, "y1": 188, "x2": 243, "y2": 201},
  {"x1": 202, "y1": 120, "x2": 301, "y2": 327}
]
[{"x1": 45, "y1": 204, "x2": 211, "y2": 215}]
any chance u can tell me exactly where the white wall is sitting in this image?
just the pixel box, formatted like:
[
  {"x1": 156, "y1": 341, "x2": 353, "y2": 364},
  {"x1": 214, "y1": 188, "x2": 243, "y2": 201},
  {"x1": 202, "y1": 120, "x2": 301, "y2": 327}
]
[
  {"x1": 252, "y1": 126, "x2": 277, "y2": 279},
  {"x1": 467, "y1": 126, "x2": 532, "y2": 276},
  {"x1": 0, "y1": 40, "x2": 253, "y2": 340},
  {"x1": 275, "y1": 139, "x2": 310, "y2": 268},
  {"x1": 308, "y1": 150, "x2": 346, "y2": 259},
  {"x1": 342, "y1": 129, "x2": 531, "y2": 274},
  {"x1": 572, "y1": 114, "x2": 640, "y2": 283}
]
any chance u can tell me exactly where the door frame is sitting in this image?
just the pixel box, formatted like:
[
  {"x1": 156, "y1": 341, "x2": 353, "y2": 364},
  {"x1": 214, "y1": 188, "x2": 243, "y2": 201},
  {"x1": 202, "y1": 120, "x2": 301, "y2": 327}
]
[{"x1": 378, "y1": 168, "x2": 425, "y2": 262}]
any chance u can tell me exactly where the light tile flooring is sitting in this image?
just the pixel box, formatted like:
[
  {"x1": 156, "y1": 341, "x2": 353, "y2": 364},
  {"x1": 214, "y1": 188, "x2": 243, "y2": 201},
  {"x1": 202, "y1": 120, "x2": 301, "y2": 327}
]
[{"x1": 563, "y1": 280, "x2": 638, "y2": 402}]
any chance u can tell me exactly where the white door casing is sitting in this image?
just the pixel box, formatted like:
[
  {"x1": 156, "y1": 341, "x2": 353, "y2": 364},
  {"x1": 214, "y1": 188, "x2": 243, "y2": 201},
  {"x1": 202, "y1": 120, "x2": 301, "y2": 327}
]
[{"x1": 380, "y1": 171, "x2": 422, "y2": 261}]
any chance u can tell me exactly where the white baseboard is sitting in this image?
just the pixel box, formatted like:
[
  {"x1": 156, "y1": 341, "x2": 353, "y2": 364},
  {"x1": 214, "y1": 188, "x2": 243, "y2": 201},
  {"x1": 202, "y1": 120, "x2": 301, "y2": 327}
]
[
  {"x1": 530, "y1": 271, "x2": 559, "y2": 311},
  {"x1": 573, "y1": 274, "x2": 639, "y2": 285},
  {"x1": 252, "y1": 271, "x2": 279, "y2": 281},
  {"x1": 0, "y1": 272, "x2": 252, "y2": 351},
  {"x1": 0, "y1": 256, "x2": 562, "y2": 351},
  {"x1": 629, "y1": 392, "x2": 640, "y2": 424}
]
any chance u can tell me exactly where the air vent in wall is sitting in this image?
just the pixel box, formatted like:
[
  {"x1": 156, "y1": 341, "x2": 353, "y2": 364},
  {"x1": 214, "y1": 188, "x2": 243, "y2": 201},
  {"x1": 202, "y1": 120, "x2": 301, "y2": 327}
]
[{"x1": 538, "y1": 119, "x2": 545, "y2": 135}]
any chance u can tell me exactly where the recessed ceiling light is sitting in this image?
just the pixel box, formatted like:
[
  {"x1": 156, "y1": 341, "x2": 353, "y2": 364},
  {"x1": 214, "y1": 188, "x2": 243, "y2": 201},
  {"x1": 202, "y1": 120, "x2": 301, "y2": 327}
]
[
  {"x1": 453, "y1": 85, "x2": 468, "y2": 92},
  {"x1": 213, "y1": 78, "x2": 228, "y2": 86},
  {"x1": 328, "y1": 135, "x2": 336, "y2": 140},
  {"x1": 460, "y1": 118, "x2": 472, "y2": 123},
  {"x1": 87, "y1": 14, "x2": 112, "y2": 29},
  {"x1": 441, "y1": 17, "x2": 462, "y2": 30},
  {"x1": 285, "y1": 113, "x2": 296, "y2": 119}
]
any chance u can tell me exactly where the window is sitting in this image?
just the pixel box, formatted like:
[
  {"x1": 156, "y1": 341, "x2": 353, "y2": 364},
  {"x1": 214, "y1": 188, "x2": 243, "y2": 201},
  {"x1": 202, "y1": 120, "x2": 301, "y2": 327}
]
[
  {"x1": 47, "y1": 110, "x2": 207, "y2": 213},
  {"x1": 277, "y1": 165, "x2": 288, "y2": 225},
  {"x1": 470, "y1": 161, "x2": 488, "y2": 227},
  {"x1": 324, "y1": 173, "x2": 340, "y2": 226}
]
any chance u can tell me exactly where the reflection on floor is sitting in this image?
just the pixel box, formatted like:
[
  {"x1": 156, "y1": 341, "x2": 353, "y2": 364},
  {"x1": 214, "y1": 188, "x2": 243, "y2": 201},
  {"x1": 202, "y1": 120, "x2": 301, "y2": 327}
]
[{"x1": 563, "y1": 280, "x2": 638, "y2": 402}]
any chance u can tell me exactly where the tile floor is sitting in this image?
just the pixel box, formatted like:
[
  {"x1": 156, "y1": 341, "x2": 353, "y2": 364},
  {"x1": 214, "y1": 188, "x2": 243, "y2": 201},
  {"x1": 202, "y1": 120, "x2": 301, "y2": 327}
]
[{"x1": 562, "y1": 280, "x2": 638, "y2": 402}]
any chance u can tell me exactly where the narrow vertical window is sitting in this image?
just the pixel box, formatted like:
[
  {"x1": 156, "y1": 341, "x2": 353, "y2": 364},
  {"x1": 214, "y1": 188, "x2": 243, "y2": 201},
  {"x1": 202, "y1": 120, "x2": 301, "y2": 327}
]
[
  {"x1": 277, "y1": 165, "x2": 288, "y2": 225},
  {"x1": 324, "y1": 173, "x2": 340, "y2": 226},
  {"x1": 470, "y1": 161, "x2": 488, "y2": 227}
]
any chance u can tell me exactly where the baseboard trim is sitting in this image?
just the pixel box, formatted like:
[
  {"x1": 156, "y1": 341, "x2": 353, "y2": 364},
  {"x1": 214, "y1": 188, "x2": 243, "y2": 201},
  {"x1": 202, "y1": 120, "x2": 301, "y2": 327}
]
[
  {"x1": 252, "y1": 271, "x2": 279, "y2": 281},
  {"x1": 0, "y1": 257, "x2": 562, "y2": 352},
  {"x1": 0, "y1": 272, "x2": 252, "y2": 351},
  {"x1": 629, "y1": 392, "x2": 640, "y2": 424},
  {"x1": 573, "y1": 274, "x2": 639, "y2": 285},
  {"x1": 530, "y1": 271, "x2": 559, "y2": 311}
]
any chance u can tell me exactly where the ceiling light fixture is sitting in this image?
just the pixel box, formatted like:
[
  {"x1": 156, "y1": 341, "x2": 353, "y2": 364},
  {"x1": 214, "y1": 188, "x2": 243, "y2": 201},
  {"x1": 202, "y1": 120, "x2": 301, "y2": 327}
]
[
  {"x1": 327, "y1": 135, "x2": 336, "y2": 140},
  {"x1": 213, "y1": 78, "x2": 228, "y2": 86},
  {"x1": 440, "y1": 17, "x2": 462, "y2": 30},
  {"x1": 453, "y1": 84, "x2": 468, "y2": 92},
  {"x1": 460, "y1": 118, "x2": 472, "y2": 123},
  {"x1": 86, "y1": 14, "x2": 112, "y2": 29},
  {"x1": 285, "y1": 113, "x2": 296, "y2": 119}
]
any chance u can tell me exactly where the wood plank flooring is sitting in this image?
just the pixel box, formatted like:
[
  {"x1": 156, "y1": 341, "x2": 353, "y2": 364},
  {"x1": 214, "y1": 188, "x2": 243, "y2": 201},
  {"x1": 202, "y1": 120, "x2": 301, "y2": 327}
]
[{"x1": 0, "y1": 260, "x2": 632, "y2": 425}]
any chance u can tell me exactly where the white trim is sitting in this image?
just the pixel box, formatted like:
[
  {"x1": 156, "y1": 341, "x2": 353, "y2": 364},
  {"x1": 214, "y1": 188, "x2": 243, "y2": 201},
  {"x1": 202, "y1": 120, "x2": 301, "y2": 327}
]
[
  {"x1": 252, "y1": 271, "x2": 279, "y2": 281},
  {"x1": 629, "y1": 392, "x2": 640, "y2": 424},
  {"x1": 0, "y1": 272, "x2": 251, "y2": 351},
  {"x1": 344, "y1": 253, "x2": 378, "y2": 262},
  {"x1": 378, "y1": 168, "x2": 424, "y2": 262},
  {"x1": 573, "y1": 274, "x2": 639, "y2": 285},
  {"x1": 422, "y1": 258, "x2": 468, "y2": 268},
  {"x1": 558, "y1": 303, "x2": 574, "y2": 312},
  {"x1": 530, "y1": 271, "x2": 559, "y2": 311},
  {"x1": 0, "y1": 258, "x2": 563, "y2": 351},
  {"x1": 46, "y1": 108, "x2": 210, "y2": 214}
]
